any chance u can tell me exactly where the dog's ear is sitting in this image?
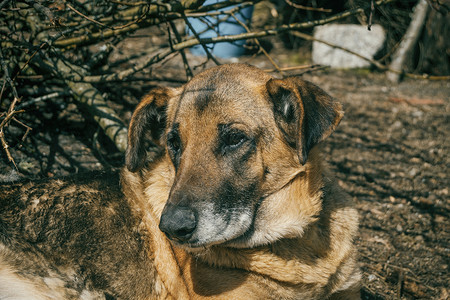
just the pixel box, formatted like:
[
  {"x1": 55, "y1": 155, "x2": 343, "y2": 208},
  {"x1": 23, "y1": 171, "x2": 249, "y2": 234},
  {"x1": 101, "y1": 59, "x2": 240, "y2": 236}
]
[
  {"x1": 126, "y1": 87, "x2": 175, "y2": 172},
  {"x1": 266, "y1": 77, "x2": 343, "y2": 165}
]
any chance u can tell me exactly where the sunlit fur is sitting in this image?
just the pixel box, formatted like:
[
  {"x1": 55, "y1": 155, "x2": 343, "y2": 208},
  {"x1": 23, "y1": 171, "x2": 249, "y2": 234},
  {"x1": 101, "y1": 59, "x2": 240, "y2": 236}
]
[
  {"x1": 124, "y1": 64, "x2": 361, "y2": 298},
  {"x1": 0, "y1": 64, "x2": 360, "y2": 299}
]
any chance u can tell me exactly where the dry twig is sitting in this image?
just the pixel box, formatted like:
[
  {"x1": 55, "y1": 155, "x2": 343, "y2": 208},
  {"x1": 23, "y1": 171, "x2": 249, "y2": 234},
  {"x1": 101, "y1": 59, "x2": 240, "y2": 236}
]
[
  {"x1": 285, "y1": 0, "x2": 332, "y2": 13},
  {"x1": 1, "y1": 0, "x2": 445, "y2": 173},
  {"x1": 0, "y1": 97, "x2": 28, "y2": 169},
  {"x1": 0, "y1": 48, "x2": 31, "y2": 168}
]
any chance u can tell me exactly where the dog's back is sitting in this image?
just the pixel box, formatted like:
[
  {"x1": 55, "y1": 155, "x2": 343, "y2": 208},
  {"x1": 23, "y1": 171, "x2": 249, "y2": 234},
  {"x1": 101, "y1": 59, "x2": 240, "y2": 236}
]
[
  {"x1": 0, "y1": 64, "x2": 360, "y2": 299},
  {"x1": 0, "y1": 173, "x2": 157, "y2": 299}
]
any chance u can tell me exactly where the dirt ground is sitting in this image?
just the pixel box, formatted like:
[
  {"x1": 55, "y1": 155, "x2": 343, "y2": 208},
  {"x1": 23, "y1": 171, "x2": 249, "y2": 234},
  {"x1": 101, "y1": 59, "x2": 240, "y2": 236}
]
[
  {"x1": 312, "y1": 70, "x2": 449, "y2": 300},
  {"x1": 0, "y1": 37, "x2": 448, "y2": 299}
]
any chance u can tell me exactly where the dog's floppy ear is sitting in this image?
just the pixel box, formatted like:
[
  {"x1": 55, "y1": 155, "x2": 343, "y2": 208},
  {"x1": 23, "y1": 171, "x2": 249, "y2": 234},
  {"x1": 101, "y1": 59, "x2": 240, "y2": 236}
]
[
  {"x1": 126, "y1": 87, "x2": 175, "y2": 172},
  {"x1": 266, "y1": 77, "x2": 343, "y2": 165}
]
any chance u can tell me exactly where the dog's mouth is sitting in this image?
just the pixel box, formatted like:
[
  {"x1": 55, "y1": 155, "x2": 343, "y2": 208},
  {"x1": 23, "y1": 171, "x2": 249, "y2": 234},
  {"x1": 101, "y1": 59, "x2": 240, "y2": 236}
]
[
  {"x1": 160, "y1": 204, "x2": 256, "y2": 250},
  {"x1": 159, "y1": 195, "x2": 267, "y2": 250}
]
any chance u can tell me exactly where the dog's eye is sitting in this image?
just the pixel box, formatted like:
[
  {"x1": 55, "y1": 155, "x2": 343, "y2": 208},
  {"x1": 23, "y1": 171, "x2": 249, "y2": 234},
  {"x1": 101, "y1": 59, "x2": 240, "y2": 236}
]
[
  {"x1": 167, "y1": 129, "x2": 182, "y2": 167},
  {"x1": 223, "y1": 131, "x2": 246, "y2": 148},
  {"x1": 219, "y1": 126, "x2": 248, "y2": 152}
]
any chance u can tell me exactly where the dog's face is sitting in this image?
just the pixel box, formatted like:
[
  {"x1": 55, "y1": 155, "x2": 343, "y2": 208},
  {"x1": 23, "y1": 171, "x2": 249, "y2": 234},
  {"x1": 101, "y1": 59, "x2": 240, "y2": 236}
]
[{"x1": 126, "y1": 64, "x2": 343, "y2": 250}]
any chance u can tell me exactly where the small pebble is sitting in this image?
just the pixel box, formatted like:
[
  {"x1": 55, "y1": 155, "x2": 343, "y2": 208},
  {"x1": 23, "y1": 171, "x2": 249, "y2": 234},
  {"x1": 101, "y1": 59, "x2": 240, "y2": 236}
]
[
  {"x1": 412, "y1": 110, "x2": 424, "y2": 118},
  {"x1": 414, "y1": 235, "x2": 424, "y2": 242},
  {"x1": 409, "y1": 168, "x2": 418, "y2": 177},
  {"x1": 392, "y1": 120, "x2": 402, "y2": 129}
]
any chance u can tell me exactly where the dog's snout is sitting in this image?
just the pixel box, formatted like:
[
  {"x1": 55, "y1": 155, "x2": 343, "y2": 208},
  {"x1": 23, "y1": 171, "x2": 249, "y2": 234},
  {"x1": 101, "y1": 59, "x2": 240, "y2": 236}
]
[{"x1": 159, "y1": 206, "x2": 197, "y2": 242}]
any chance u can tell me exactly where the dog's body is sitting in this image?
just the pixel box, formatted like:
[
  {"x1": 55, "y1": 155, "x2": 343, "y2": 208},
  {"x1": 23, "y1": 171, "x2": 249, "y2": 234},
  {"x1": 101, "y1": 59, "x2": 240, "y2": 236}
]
[{"x1": 0, "y1": 64, "x2": 360, "y2": 299}]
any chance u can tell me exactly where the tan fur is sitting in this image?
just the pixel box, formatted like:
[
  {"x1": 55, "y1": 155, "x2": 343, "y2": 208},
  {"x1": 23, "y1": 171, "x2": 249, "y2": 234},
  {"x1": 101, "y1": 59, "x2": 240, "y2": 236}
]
[
  {"x1": 0, "y1": 63, "x2": 360, "y2": 299},
  {"x1": 120, "y1": 150, "x2": 360, "y2": 299},
  {"x1": 123, "y1": 64, "x2": 361, "y2": 299}
]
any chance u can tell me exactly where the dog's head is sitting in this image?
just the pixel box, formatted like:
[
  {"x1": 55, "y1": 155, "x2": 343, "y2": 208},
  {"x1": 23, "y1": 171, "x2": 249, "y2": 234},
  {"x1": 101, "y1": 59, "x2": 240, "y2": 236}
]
[{"x1": 126, "y1": 64, "x2": 343, "y2": 250}]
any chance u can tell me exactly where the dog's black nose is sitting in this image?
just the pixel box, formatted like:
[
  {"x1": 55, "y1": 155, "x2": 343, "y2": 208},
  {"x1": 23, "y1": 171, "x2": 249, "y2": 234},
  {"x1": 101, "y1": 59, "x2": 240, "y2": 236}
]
[{"x1": 159, "y1": 206, "x2": 197, "y2": 242}]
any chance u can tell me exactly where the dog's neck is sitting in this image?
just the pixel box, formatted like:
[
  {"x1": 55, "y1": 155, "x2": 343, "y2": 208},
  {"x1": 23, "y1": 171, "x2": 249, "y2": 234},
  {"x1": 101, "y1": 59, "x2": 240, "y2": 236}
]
[{"x1": 121, "y1": 168, "x2": 191, "y2": 299}]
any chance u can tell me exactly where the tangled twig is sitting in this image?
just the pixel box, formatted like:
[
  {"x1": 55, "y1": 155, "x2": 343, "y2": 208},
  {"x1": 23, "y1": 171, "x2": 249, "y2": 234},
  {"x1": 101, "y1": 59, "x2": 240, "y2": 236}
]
[
  {"x1": 0, "y1": 48, "x2": 31, "y2": 169},
  {"x1": 0, "y1": 0, "x2": 446, "y2": 173},
  {"x1": 285, "y1": 0, "x2": 332, "y2": 12},
  {"x1": 0, "y1": 97, "x2": 30, "y2": 169}
]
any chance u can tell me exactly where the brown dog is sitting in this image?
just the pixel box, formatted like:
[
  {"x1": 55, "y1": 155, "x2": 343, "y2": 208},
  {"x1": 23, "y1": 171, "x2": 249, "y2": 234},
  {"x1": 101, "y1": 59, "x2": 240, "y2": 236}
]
[{"x1": 0, "y1": 63, "x2": 360, "y2": 299}]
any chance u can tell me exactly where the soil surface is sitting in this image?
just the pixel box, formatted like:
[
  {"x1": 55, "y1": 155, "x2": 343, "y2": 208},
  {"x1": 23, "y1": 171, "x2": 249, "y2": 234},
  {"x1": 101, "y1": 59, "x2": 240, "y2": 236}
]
[
  {"x1": 1, "y1": 36, "x2": 448, "y2": 299},
  {"x1": 313, "y1": 70, "x2": 449, "y2": 300}
]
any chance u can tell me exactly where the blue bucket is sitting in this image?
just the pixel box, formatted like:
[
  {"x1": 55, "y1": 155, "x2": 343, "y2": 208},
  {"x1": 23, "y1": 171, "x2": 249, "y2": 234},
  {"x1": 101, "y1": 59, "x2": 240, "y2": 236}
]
[{"x1": 186, "y1": 0, "x2": 254, "y2": 58}]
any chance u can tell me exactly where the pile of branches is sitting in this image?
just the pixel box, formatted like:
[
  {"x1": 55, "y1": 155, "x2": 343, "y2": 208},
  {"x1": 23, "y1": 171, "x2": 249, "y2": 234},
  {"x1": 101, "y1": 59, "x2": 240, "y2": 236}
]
[{"x1": 0, "y1": 0, "x2": 440, "y2": 170}]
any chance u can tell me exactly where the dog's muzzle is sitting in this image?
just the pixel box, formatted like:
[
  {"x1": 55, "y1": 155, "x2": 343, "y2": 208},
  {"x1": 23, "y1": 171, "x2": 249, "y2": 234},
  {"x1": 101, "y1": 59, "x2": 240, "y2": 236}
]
[{"x1": 159, "y1": 205, "x2": 197, "y2": 242}]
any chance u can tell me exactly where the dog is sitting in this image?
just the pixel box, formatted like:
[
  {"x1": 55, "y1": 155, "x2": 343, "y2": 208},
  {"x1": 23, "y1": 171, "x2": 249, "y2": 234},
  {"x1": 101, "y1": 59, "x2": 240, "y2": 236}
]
[{"x1": 0, "y1": 63, "x2": 360, "y2": 299}]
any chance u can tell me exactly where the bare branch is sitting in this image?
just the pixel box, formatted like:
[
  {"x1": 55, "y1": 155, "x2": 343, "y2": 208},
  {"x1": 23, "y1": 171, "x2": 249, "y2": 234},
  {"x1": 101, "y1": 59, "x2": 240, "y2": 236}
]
[
  {"x1": 0, "y1": 48, "x2": 19, "y2": 100},
  {"x1": 79, "y1": 0, "x2": 398, "y2": 83},
  {"x1": 0, "y1": 97, "x2": 27, "y2": 169},
  {"x1": 23, "y1": 0, "x2": 58, "y2": 25},
  {"x1": 66, "y1": 3, "x2": 150, "y2": 30},
  {"x1": 387, "y1": 0, "x2": 430, "y2": 82},
  {"x1": 16, "y1": 92, "x2": 69, "y2": 110},
  {"x1": 285, "y1": 0, "x2": 332, "y2": 13},
  {"x1": 53, "y1": 23, "x2": 141, "y2": 48},
  {"x1": 368, "y1": 0, "x2": 375, "y2": 30},
  {"x1": 1, "y1": 0, "x2": 446, "y2": 173},
  {"x1": 42, "y1": 55, "x2": 128, "y2": 153},
  {"x1": 230, "y1": 11, "x2": 284, "y2": 75},
  {"x1": 183, "y1": 14, "x2": 221, "y2": 66},
  {"x1": 169, "y1": 21, "x2": 194, "y2": 80},
  {"x1": 263, "y1": 64, "x2": 324, "y2": 74}
]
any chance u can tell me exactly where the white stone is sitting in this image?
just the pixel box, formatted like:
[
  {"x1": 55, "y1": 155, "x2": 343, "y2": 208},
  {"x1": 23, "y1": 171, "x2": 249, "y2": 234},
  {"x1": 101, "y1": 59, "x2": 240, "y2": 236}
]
[{"x1": 312, "y1": 24, "x2": 385, "y2": 68}]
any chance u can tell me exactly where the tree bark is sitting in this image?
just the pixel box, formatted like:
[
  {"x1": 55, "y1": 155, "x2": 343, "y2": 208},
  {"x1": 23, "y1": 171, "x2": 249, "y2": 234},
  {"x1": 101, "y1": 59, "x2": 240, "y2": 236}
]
[
  {"x1": 387, "y1": 0, "x2": 430, "y2": 82},
  {"x1": 41, "y1": 57, "x2": 128, "y2": 153}
]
